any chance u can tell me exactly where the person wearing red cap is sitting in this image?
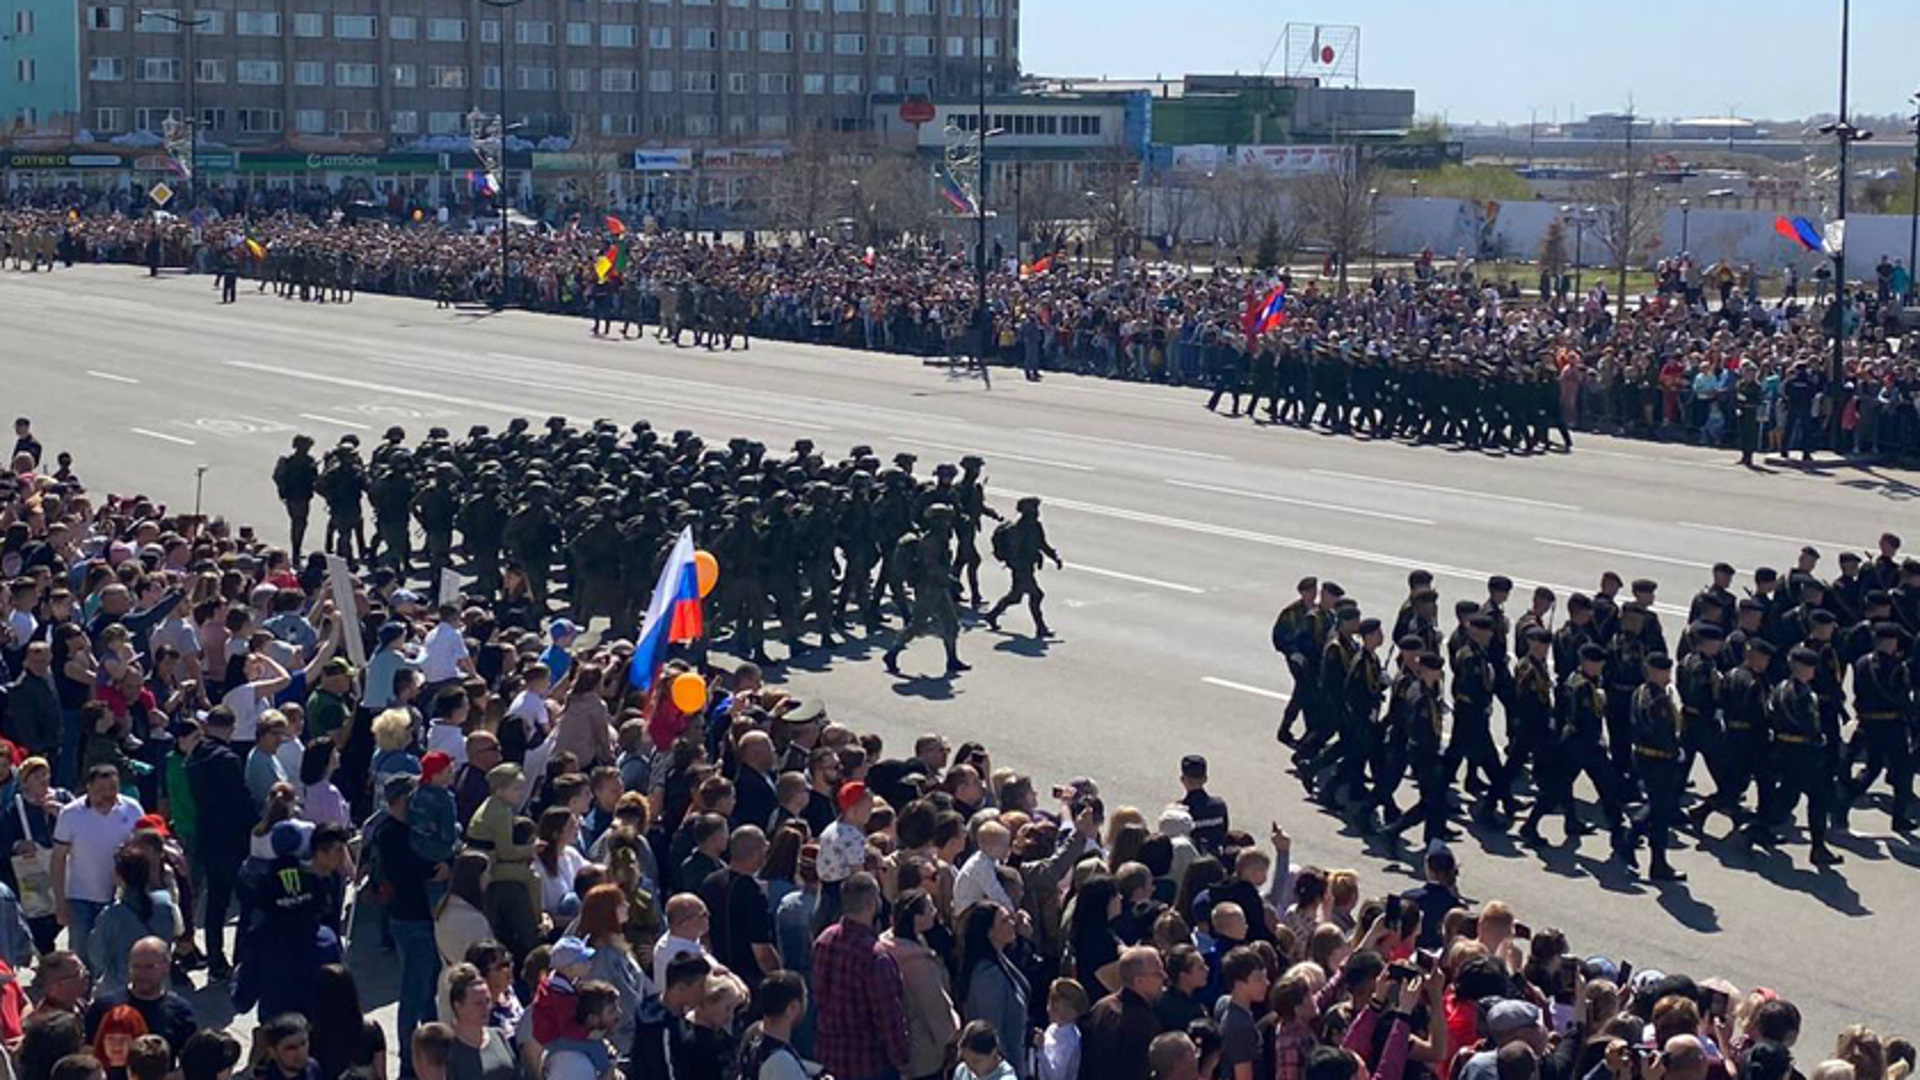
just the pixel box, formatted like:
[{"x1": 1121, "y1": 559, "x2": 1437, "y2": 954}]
[
  {"x1": 408, "y1": 751, "x2": 460, "y2": 889},
  {"x1": 811, "y1": 782, "x2": 873, "y2": 937}
]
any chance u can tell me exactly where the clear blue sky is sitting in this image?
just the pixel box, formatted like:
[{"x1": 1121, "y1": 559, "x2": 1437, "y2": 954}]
[{"x1": 1021, "y1": 1, "x2": 1920, "y2": 125}]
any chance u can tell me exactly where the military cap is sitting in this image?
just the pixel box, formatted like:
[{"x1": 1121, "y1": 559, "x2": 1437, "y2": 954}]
[
  {"x1": 1524, "y1": 627, "x2": 1552, "y2": 645},
  {"x1": 1335, "y1": 602, "x2": 1362, "y2": 622},
  {"x1": 508, "y1": 418, "x2": 531, "y2": 432},
  {"x1": 1746, "y1": 638, "x2": 1777, "y2": 657},
  {"x1": 1487, "y1": 575, "x2": 1513, "y2": 593},
  {"x1": 671, "y1": 428, "x2": 694, "y2": 443},
  {"x1": 960, "y1": 454, "x2": 985, "y2": 468},
  {"x1": 1297, "y1": 576, "x2": 1320, "y2": 592},
  {"x1": 1454, "y1": 599, "x2": 1482, "y2": 617},
  {"x1": 291, "y1": 433, "x2": 315, "y2": 449},
  {"x1": 1838, "y1": 551, "x2": 1863, "y2": 566},
  {"x1": 1691, "y1": 623, "x2": 1725, "y2": 642},
  {"x1": 1397, "y1": 635, "x2": 1425, "y2": 652},
  {"x1": 1645, "y1": 653, "x2": 1674, "y2": 671},
  {"x1": 546, "y1": 416, "x2": 569, "y2": 430},
  {"x1": 792, "y1": 438, "x2": 815, "y2": 453},
  {"x1": 1322, "y1": 582, "x2": 1346, "y2": 598},
  {"x1": 1712, "y1": 562, "x2": 1736, "y2": 576},
  {"x1": 934, "y1": 462, "x2": 958, "y2": 477},
  {"x1": 1418, "y1": 652, "x2": 1447, "y2": 671},
  {"x1": 339, "y1": 433, "x2": 361, "y2": 447},
  {"x1": 892, "y1": 451, "x2": 918, "y2": 467},
  {"x1": 427, "y1": 426, "x2": 450, "y2": 440},
  {"x1": 1621, "y1": 602, "x2": 1649, "y2": 617},
  {"x1": 1866, "y1": 590, "x2": 1892, "y2": 607},
  {"x1": 1408, "y1": 569, "x2": 1435, "y2": 586},
  {"x1": 1358, "y1": 617, "x2": 1383, "y2": 636},
  {"x1": 1788, "y1": 646, "x2": 1820, "y2": 667},
  {"x1": 630, "y1": 420, "x2": 651, "y2": 435},
  {"x1": 1532, "y1": 585, "x2": 1557, "y2": 603},
  {"x1": 467, "y1": 424, "x2": 490, "y2": 438},
  {"x1": 1467, "y1": 614, "x2": 1495, "y2": 631},
  {"x1": 1567, "y1": 592, "x2": 1593, "y2": 611},
  {"x1": 1800, "y1": 545, "x2": 1821, "y2": 559},
  {"x1": 1601, "y1": 570, "x2": 1624, "y2": 588},
  {"x1": 1873, "y1": 622, "x2": 1904, "y2": 641},
  {"x1": 1808, "y1": 609, "x2": 1837, "y2": 627},
  {"x1": 384, "y1": 425, "x2": 406, "y2": 441},
  {"x1": 1631, "y1": 579, "x2": 1658, "y2": 594},
  {"x1": 1577, "y1": 642, "x2": 1608, "y2": 663},
  {"x1": 1754, "y1": 567, "x2": 1779, "y2": 584}
]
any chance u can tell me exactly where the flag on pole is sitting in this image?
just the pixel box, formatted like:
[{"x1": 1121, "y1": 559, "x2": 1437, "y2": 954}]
[
  {"x1": 628, "y1": 528, "x2": 704, "y2": 690},
  {"x1": 935, "y1": 168, "x2": 976, "y2": 215},
  {"x1": 1242, "y1": 285, "x2": 1288, "y2": 338},
  {"x1": 244, "y1": 238, "x2": 267, "y2": 261},
  {"x1": 468, "y1": 170, "x2": 499, "y2": 197},
  {"x1": 605, "y1": 215, "x2": 627, "y2": 237},
  {"x1": 1029, "y1": 254, "x2": 1054, "y2": 275},
  {"x1": 593, "y1": 241, "x2": 631, "y2": 283}
]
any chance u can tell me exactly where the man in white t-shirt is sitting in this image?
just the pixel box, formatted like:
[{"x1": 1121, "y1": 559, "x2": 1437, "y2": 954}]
[
  {"x1": 51, "y1": 764, "x2": 144, "y2": 952},
  {"x1": 652, "y1": 894, "x2": 711, "y2": 990},
  {"x1": 421, "y1": 605, "x2": 473, "y2": 693}
]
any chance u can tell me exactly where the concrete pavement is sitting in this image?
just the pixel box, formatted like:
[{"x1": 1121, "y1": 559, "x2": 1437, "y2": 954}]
[{"x1": 5, "y1": 265, "x2": 1915, "y2": 1042}]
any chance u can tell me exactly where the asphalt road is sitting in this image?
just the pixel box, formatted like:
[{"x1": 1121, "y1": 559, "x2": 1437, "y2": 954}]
[{"x1": 6, "y1": 265, "x2": 1917, "y2": 1043}]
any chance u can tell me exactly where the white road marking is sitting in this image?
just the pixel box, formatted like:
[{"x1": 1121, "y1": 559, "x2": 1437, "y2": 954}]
[
  {"x1": 1310, "y1": 469, "x2": 1580, "y2": 511},
  {"x1": 85, "y1": 370, "x2": 139, "y2": 384},
  {"x1": 1201, "y1": 676, "x2": 1291, "y2": 702},
  {"x1": 1164, "y1": 478, "x2": 1436, "y2": 525},
  {"x1": 1576, "y1": 447, "x2": 1742, "y2": 471},
  {"x1": 299, "y1": 412, "x2": 372, "y2": 430},
  {"x1": 890, "y1": 436, "x2": 1095, "y2": 472},
  {"x1": 994, "y1": 485, "x2": 1689, "y2": 619},
  {"x1": 1533, "y1": 537, "x2": 1730, "y2": 572},
  {"x1": 1022, "y1": 428, "x2": 1232, "y2": 461},
  {"x1": 1065, "y1": 563, "x2": 1205, "y2": 594},
  {"x1": 228, "y1": 361, "x2": 544, "y2": 417},
  {"x1": 1677, "y1": 521, "x2": 1866, "y2": 553},
  {"x1": 130, "y1": 427, "x2": 195, "y2": 445}
]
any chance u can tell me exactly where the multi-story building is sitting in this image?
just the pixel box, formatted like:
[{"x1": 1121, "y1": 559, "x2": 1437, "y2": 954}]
[
  {"x1": 74, "y1": 0, "x2": 1018, "y2": 151},
  {"x1": 2, "y1": 0, "x2": 83, "y2": 129}
]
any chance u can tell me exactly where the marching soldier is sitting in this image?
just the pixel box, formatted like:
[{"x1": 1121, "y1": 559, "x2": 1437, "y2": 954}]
[
  {"x1": 368, "y1": 451, "x2": 415, "y2": 576},
  {"x1": 272, "y1": 435, "x2": 319, "y2": 561},
  {"x1": 315, "y1": 438, "x2": 368, "y2": 566},
  {"x1": 884, "y1": 505, "x2": 967, "y2": 677},
  {"x1": 1705, "y1": 637, "x2": 1777, "y2": 829},
  {"x1": 1507, "y1": 627, "x2": 1556, "y2": 787},
  {"x1": 1523, "y1": 643, "x2": 1627, "y2": 853},
  {"x1": 1299, "y1": 603, "x2": 1360, "y2": 769},
  {"x1": 1842, "y1": 623, "x2": 1915, "y2": 830},
  {"x1": 1626, "y1": 654, "x2": 1687, "y2": 881},
  {"x1": 1444, "y1": 613, "x2": 1516, "y2": 822},
  {"x1": 1272, "y1": 576, "x2": 1319, "y2": 745},
  {"x1": 1758, "y1": 647, "x2": 1843, "y2": 865},
  {"x1": 952, "y1": 456, "x2": 1003, "y2": 608},
  {"x1": 1385, "y1": 651, "x2": 1454, "y2": 845},
  {"x1": 984, "y1": 496, "x2": 1061, "y2": 638}
]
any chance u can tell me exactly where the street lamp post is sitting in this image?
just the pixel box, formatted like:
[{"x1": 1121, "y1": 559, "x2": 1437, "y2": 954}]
[
  {"x1": 1907, "y1": 91, "x2": 1919, "y2": 304},
  {"x1": 1367, "y1": 187, "x2": 1379, "y2": 276},
  {"x1": 140, "y1": 9, "x2": 212, "y2": 208},
  {"x1": 1679, "y1": 197, "x2": 1690, "y2": 253},
  {"x1": 974, "y1": 0, "x2": 988, "y2": 333},
  {"x1": 1820, "y1": 0, "x2": 1872, "y2": 448},
  {"x1": 480, "y1": 0, "x2": 522, "y2": 306}
]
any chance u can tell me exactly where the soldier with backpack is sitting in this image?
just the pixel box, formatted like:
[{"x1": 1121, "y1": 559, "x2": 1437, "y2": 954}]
[{"x1": 984, "y1": 496, "x2": 1062, "y2": 638}]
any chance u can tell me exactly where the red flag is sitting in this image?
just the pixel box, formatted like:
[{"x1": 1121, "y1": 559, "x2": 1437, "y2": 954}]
[
  {"x1": 604, "y1": 215, "x2": 627, "y2": 237},
  {"x1": 1030, "y1": 254, "x2": 1053, "y2": 275}
]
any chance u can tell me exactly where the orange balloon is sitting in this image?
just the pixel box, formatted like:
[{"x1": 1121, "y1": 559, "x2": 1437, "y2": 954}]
[
  {"x1": 671, "y1": 672, "x2": 707, "y2": 714},
  {"x1": 694, "y1": 550, "x2": 720, "y2": 598}
]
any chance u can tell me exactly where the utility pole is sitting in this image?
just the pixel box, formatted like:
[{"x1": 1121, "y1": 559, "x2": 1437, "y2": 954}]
[
  {"x1": 1616, "y1": 105, "x2": 1633, "y2": 318},
  {"x1": 1820, "y1": 0, "x2": 1872, "y2": 448},
  {"x1": 1908, "y1": 90, "x2": 1919, "y2": 304},
  {"x1": 480, "y1": 0, "x2": 522, "y2": 306}
]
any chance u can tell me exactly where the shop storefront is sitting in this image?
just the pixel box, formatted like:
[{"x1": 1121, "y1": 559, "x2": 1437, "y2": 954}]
[{"x1": 1, "y1": 150, "x2": 130, "y2": 192}]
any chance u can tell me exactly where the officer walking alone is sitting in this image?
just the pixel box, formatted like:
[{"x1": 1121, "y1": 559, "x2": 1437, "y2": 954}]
[{"x1": 984, "y1": 496, "x2": 1062, "y2": 638}]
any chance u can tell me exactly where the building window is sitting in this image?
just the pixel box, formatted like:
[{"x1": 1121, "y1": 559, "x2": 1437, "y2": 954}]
[
  {"x1": 390, "y1": 63, "x2": 416, "y2": 87},
  {"x1": 428, "y1": 111, "x2": 464, "y2": 134},
  {"x1": 761, "y1": 0, "x2": 791, "y2": 8},
  {"x1": 14, "y1": 59, "x2": 35, "y2": 83},
  {"x1": 516, "y1": 20, "x2": 553, "y2": 44},
  {"x1": 833, "y1": 32, "x2": 864, "y2": 54},
  {"x1": 802, "y1": 73, "x2": 824, "y2": 94},
  {"x1": 294, "y1": 61, "x2": 324, "y2": 86},
  {"x1": 192, "y1": 11, "x2": 223, "y2": 33},
  {"x1": 238, "y1": 108, "x2": 282, "y2": 133},
  {"x1": 88, "y1": 56, "x2": 126, "y2": 81},
  {"x1": 428, "y1": 65, "x2": 467, "y2": 89},
  {"x1": 759, "y1": 113, "x2": 789, "y2": 134},
  {"x1": 336, "y1": 62, "x2": 377, "y2": 87},
  {"x1": 566, "y1": 22, "x2": 591, "y2": 45},
  {"x1": 602, "y1": 68, "x2": 637, "y2": 91},
  {"x1": 906, "y1": 0, "x2": 932, "y2": 13},
  {"x1": 136, "y1": 57, "x2": 181, "y2": 82},
  {"x1": 874, "y1": 73, "x2": 895, "y2": 93},
  {"x1": 904, "y1": 35, "x2": 933, "y2": 55},
  {"x1": 134, "y1": 107, "x2": 181, "y2": 130},
  {"x1": 567, "y1": 68, "x2": 589, "y2": 91},
  {"x1": 237, "y1": 59, "x2": 282, "y2": 83},
  {"x1": 726, "y1": 29, "x2": 750, "y2": 51},
  {"x1": 682, "y1": 70, "x2": 716, "y2": 91},
  {"x1": 334, "y1": 15, "x2": 375, "y2": 39},
  {"x1": 235, "y1": 11, "x2": 279, "y2": 35},
  {"x1": 293, "y1": 12, "x2": 323, "y2": 37},
  {"x1": 684, "y1": 28, "x2": 716, "y2": 49},
  {"x1": 391, "y1": 110, "x2": 419, "y2": 134},
  {"x1": 483, "y1": 65, "x2": 500, "y2": 90},
  {"x1": 684, "y1": 115, "x2": 714, "y2": 135},
  {"x1": 95, "y1": 107, "x2": 124, "y2": 131},
  {"x1": 198, "y1": 107, "x2": 225, "y2": 130},
  {"x1": 727, "y1": 71, "x2": 749, "y2": 93},
  {"x1": 479, "y1": 19, "x2": 499, "y2": 42},
  {"x1": 759, "y1": 30, "x2": 791, "y2": 51},
  {"x1": 877, "y1": 34, "x2": 895, "y2": 55},
  {"x1": 86, "y1": 6, "x2": 124, "y2": 31},
  {"x1": 759, "y1": 72, "x2": 791, "y2": 93},
  {"x1": 601, "y1": 113, "x2": 639, "y2": 135},
  {"x1": 645, "y1": 26, "x2": 670, "y2": 47},
  {"x1": 294, "y1": 109, "x2": 326, "y2": 133},
  {"x1": 803, "y1": 30, "x2": 823, "y2": 52},
  {"x1": 945, "y1": 34, "x2": 963, "y2": 56},
  {"x1": 833, "y1": 0, "x2": 863, "y2": 9},
  {"x1": 15, "y1": 8, "x2": 38, "y2": 33},
  {"x1": 947, "y1": 0, "x2": 964, "y2": 14},
  {"x1": 982, "y1": 0, "x2": 999, "y2": 12},
  {"x1": 832, "y1": 73, "x2": 861, "y2": 93},
  {"x1": 647, "y1": 69, "x2": 672, "y2": 91},
  {"x1": 427, "y1": 18, "x2": 466, "y2": 42},
  {"x1": 877, "y1": 0, "x2": 894, "y2": 11},
  {"x1": 981, "y1": 35, "x2": 996, "y2": 57},
  {"x1": 518, "y1": 67, "x2": 554, "y2": 90},
  {"x1": 334, "y1": 109, "x2": 379, "y2": 133},
  {"x1": 603, "y1": 23, "x2": 639, "y2": 46},
  {"x1": 195, "y1": 58, "x2": 224, "y2": 82},
  {"x1": 134, "y1": 8, "x2": 180, "y2": 33},
  {"x1": 390, "y1": 15, "x2": 416, "y2": 39}
]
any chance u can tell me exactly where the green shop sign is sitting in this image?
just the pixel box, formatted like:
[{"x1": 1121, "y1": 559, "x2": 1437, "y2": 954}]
[{"x1": 235, "y1": 152, "x2": 445, "y2": 174}]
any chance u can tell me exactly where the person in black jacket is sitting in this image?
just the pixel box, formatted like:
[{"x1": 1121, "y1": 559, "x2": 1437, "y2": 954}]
[
  {"x1": 185, "y1": 706, "x2": 256, "y2": 980},
  {"x1": 8, "y1": 641, "x2": 62, "y2": 761}
]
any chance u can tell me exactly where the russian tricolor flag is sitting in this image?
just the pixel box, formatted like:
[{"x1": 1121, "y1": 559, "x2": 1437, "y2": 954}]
[
  {"x1": 628, "y1": 527, "x2": 705, "y2": 690},
  {"x1": 1243, "y1": 285, "x2": 1288, "y2": 339}
]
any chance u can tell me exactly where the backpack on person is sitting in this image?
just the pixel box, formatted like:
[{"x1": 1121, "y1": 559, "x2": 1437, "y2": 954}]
[{"x1": 990, "y1": 521, "x2": 1016, "y2": 565}]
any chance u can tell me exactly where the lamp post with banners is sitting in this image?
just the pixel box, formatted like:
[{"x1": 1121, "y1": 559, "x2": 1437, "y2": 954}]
[
  {"x1": 140, "y1": 9, "x2": 212, "y2": 209},
  {"x1": 479, "y1": 0, "x2": 523, "y2": 306}
]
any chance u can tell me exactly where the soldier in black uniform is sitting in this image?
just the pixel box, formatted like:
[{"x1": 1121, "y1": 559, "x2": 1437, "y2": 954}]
[
  {"x1": 1707, "y1": 636, "x2": 1776, "y2": 829},
  {"x1": 1369, "y1": 636, "x2": 1423, "y2": 823},
  {"x1": 1605, "y1": 603, "x2": 1652, "y2": 789},
  {"x1": 1758, "y1": 646, "x2": 1843, "y2": 865},
  {"x1": 1507, "y1": 627, "x2": 1556, "y2": 795},
  {"x1": 1625, "y1": 653, "x2": 1687, "y2": 881},
  {"x1": 951, "y1": 456, "x2": 1002, "y2": 608},
  {"x1": 1522, "y1": 642, "x2": 1627, "y2": 852},
  {"x1": 1271, "y1": 576, "x2": 1319, "y2": 745},
  {"x1": 1299, "y1": 603, "x2": 1360, "y2": 770},
  {"x1": 1445, "y1": 613, "x2": 1516, "y2": 822},
  {"x1": 1675, "y1": 624, "x2": 1725, "y2": 828},
  {"x1": 1324, "y1": 617, "x2": 1385, "y2": 820},
  {"x1": 1690, "y1": 563, "x2": 1738, "y2": 625},
  {"x1": 1552, "y1": 593, "x2": 1599, "y2": 684},
  {"x1": 1842, "y1": 623, "x2": 1915, "y2": 830},
  {"x1": 1385, "y1": 651, "x2": 1454, "y2": 844},
  {"x1": 272, "y1": 435, "x2": 319, "y2": 562},
  {"x1": 883, "y1": 505, "x2": 967, "y2": 677},
  {"x1": 984, "y1": 497, "x2": 1061, "y2": 638}
]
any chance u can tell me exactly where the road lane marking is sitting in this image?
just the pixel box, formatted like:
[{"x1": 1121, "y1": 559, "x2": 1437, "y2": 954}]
[
  {"x1": 368, "y1": 355, "x2": 833, "y2": 432},
  {"x1": 1022, "y1": 429, "x2": 1232, "y2": 461},
  {"x1": 890, "y1": 436, "x2": 1095, "y2": 472},
  {"x1": 299, "y1": 412, "x2": 372, "y2": 430},
  {"x1": 1165, "y1": 478, "x2": 1435, "y2": 525},
  {"x1": 1533, "y1": 537, "x2": 1731, "y2": 572},
  {"x1": 1065, "y1": 563, "x2": 1204, "y2": 594},
  {"x1": 1202, "y1": 677, "x2": 1291, "y2": 702},
  {"x1": 227, "y1": 361, "x2": 533, "y2": 417},
  {"x1": 85, "y1": 370, "x2": 139, "y2": 384},
  {"x1": 1677, "y1": 522, "x2": 1865, "y2": 553},
  {"x1": 1309, "y1": 469, "x2": 1580, "y2": 511},
  {"x1": 130, "y1": 427, "x2": 195, "y2": 445},
  {"x1": 994, "y1": 485, "x2": 1689, "y2": 619}
]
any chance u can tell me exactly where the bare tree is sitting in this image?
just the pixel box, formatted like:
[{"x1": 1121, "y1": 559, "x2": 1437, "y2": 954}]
[
  {"x1": 1576, "y1": 151, "x2": 1662, "y2": 311},
  {"x1": 1296, "y1": 150, "x2": 1377, "y2": 293},
  {"x1": 1202, "y1": 166, "x2": 1276, "y2": 256},
  {"x1": 565, "y1": 126, "x2": 624, "y2": 216},
  {"x1": 769, "y1": 131, "x2": 857, "y2": 238},
  {"x1": 1154, "y1": 179, "x2": 1205, "y2": 257},
  {"x1": 1537, "y1": 217, "x2": 1569, "y2": 296},
  {"x1": 1081, "y1": 162, "x2": 1140, "y2": 260},
  {"x1": 850, "y1": 153, "x2": 939, "y2": 245}
]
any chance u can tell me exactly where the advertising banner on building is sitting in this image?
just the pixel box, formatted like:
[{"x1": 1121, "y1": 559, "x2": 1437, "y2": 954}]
[
  {"x1": 1233, "y1": 145, "x2": 1352, "y2": 175},
  {"x1": 632, "y1": 148, "x2": 694, "y2": 171}
]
